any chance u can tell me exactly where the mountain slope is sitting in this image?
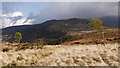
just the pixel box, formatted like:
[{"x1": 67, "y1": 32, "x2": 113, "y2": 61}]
[{"x1": 2, "y1": 18, "x2": 89, "y2": 44}]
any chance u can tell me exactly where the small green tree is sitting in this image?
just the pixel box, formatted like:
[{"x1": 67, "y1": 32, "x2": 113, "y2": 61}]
[
  {"x1": 14, "y1": 32, "x2": 22, "y2": 43},
  {"x1": 88, "y1": 17, "x2": 105, "y2": 44}
]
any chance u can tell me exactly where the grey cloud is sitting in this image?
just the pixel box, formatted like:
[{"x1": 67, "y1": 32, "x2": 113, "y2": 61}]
[
  {"x1": 30, "y1": 2, "x2": 118, "y2": 24},
  {"x1": 27, "y1": 12, "x2": 34, "y2": 19}
]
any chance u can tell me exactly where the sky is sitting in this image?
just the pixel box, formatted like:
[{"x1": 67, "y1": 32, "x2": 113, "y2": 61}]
[
  {"x1": 2, "y1": 2, "x2": 49, "y2": 16},
  {"x1": 1, "y1": 2, "x2": 118, "y2": 28},
  {"x1": 1, "y1": 0, "x2": 119, "y2": 2},
  {"x1": 2, "y1": 2, "x2": 118, "y2": 17}
]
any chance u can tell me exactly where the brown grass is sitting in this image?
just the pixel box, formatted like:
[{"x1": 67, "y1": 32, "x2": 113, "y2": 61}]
[
  {"x1": 61, "y1": 28, "x2": 119, "y2": 45},
  {"x1": 0, "y1": 43, "x2": 119, "y2": 66}
]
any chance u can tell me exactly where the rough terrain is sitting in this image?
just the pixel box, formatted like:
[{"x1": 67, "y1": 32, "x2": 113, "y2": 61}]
[{"x1": 0, "y1": 43, "x2": 119, "y2": 66}]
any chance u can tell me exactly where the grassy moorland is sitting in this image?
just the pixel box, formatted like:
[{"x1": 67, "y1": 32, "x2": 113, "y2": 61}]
[
  {"x1": 0, "y1": 28, "x2": 119, "y2": 66},
  {"x1": 0, "y1": 43, "x2": 119, "y2": 66}
]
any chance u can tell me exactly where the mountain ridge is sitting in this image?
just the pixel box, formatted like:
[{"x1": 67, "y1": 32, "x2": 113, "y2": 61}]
[
  {"x1": 2, "y1": 16, "x2": 118, "y2": 44},
  {"x1": 2, "y1": 18, "x2": 89, "y2": 44}
]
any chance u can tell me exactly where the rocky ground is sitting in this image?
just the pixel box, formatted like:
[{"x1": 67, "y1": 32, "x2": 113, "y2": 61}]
[{"x1": 0, "y1": 43, "x2": 119, "y2": 66}]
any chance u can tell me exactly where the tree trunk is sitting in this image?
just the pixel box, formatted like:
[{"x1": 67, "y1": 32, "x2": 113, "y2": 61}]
[
  {"x1": 102, "y1": 31, "x2": 105, "y2": 45},
  {"x1": 18, "y1": 39, "x2": 20, "y2": 43}
]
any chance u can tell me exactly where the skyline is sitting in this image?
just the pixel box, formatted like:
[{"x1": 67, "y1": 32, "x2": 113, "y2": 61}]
[
  {"x1": 2, "y1": 2, "x2": 118, "y2": 17},
  {"x1": 1, "y1": 2, "x2": 118, "y2": 28}
]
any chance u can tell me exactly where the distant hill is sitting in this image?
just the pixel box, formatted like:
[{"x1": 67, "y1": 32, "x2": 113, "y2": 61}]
[
  {"x1": 99, "y1": 16, "x2": 118, "y2": 28},
  {"x1": 2, "y1": 18, "x2": 89, "y2": 44}
]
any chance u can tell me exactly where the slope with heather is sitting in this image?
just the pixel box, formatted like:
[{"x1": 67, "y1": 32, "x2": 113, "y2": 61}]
[{"x1": 61, "y1": 28, "x2": 120, "y2": 45}]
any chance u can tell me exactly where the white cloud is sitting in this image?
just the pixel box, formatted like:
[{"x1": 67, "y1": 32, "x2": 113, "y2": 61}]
[
  {"x1": 2, "y1": 12, "x2": 23, "y2": 17},
  {"x1": 1, "y1": 11, "x2": 35, "y2": 28},
  {"x1": 2, "y1": 11, "x2": 23, "y2": 17}
]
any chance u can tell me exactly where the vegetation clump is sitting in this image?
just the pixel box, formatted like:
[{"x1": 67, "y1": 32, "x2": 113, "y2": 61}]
[
  {"x1": 88, "y1": 17, "x2": 105, "y2": 44},
  {"x1": 14, "y1": 32, "x2": 22, "y2": 43}
]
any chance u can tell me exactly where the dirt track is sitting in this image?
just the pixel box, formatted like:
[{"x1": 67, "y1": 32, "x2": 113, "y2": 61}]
[{"x1": 0, "y1": 43, "x2": 119, "y2": 66}]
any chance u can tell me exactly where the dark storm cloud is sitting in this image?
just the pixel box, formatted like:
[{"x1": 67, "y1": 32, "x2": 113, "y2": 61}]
[
  {"x1": 30, "y1": 2, "x2": 118, "y2": 24},
  {"x1": 2, "y1": 2, "x2": 118, "y2": 24}
]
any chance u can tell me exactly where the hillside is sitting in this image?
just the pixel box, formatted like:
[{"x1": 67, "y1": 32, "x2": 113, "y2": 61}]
[
  {"x1": 2, "y1": 18, "x2": 89, "y2": 44},
  {"x1": 2, "y1": 17, "x2": 119, "y2": 45},
  {"x1": 61, "y1": 28, "x2": 120, "y2": 45}
]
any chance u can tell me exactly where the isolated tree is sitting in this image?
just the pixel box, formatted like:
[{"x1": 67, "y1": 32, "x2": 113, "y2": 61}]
[
  {"x1": 14, "y1": 32, "x2": 22, "y2": 43},
  {"x1": 88, "y1": 17, "x2": 105, "y2": 44}
]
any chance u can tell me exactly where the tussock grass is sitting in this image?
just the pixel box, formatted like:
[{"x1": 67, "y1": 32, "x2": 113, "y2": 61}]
[{"x1": 0, "y1": 43, "x2": 119, "y2": 66}]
